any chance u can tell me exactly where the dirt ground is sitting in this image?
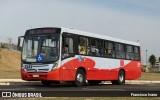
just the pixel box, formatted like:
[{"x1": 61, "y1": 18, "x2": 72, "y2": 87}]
[{"x1": 0, "y1": 49, "x2": 21, "y2": 78}]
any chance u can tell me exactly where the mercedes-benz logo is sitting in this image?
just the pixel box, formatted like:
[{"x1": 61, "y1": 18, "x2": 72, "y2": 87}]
[{"x1": 35, "y1": 69, "x2": 38, "y2": 72}]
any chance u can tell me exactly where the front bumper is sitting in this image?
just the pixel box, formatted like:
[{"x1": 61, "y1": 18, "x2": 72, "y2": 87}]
[{"x1": 21, "y1": 69, "x2": 60, "y2": 81}]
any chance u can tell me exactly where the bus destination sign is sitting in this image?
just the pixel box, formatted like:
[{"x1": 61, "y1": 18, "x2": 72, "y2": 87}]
[{"x1": 26, "y1": 28, "x2": 61, "y2": 35}]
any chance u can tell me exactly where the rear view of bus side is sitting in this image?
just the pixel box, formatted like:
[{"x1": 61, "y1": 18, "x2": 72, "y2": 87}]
[{"x1": 18, "y1": 27, "x2": 141, "y2": 87}]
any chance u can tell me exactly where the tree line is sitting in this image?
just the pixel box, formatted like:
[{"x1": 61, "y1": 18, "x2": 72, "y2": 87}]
[{"x1": 148, "y1": 54, "x2": 159, "y2": 67}]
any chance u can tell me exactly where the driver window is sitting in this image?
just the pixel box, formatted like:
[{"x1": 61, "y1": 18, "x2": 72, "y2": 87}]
[
  {"x1": 42, "y1": 38, "x2": 58, "y2": 56},
  {"x1": 40, "y1": 36, "x2": 59, "y2": 62},
  {"x1": 62, "y1": 36, "x2": 74, "y2": 59}
]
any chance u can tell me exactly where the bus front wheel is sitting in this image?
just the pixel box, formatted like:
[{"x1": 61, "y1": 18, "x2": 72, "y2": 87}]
[
  {"x1": 111, "y1": 70, "x2": 125, "y2": 85},
  {"x1": 73, "y1": 69, "x2": 86, "y2": 87}
]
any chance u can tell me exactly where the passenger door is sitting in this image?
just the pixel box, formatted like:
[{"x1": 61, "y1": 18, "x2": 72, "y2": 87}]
[{"x1": 60, "y1": 33, "x2": 76, "y2": 81}]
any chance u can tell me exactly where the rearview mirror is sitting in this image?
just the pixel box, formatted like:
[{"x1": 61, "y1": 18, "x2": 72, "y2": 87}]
[{"x1": 17, "y1": 36, "x2": 24, "y2": 51}]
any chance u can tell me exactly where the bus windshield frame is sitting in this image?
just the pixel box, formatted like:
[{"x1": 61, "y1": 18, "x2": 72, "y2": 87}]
[{"x1": 21, "y1": 34, "x2": 60, "y2": 64}]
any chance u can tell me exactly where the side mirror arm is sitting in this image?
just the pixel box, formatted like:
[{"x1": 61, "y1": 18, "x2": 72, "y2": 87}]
[{"x1": 17, "y1": 36, "x2": 24, "y2": 51}]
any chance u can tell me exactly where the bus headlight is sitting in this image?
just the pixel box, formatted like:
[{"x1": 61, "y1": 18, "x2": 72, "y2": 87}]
[
  {"x1": 21, "y1": 65, "x2": 27, "y2": 71},
  {"x1": 21, "y1": 63, "x2": 26, "y2": 71},
  {"x1": 52, "y1": 62, "x2": 58, "y2": 70},
  {"x1": 22, "y1": 66, "x2": 27, "y2": 72}
]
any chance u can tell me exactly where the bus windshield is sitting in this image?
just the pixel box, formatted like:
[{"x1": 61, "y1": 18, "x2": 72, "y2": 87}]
[{"x1": 22, "y1": 35, "x2": 59, "y2": 63}]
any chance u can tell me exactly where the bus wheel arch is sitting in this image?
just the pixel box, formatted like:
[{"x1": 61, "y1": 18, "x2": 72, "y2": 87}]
[
  {"x1": 73, "y1": 67, "x2": 86, "y2": 87},
  {"x1": 77, "y1": 67, "x2": 86, "y2": 75}
]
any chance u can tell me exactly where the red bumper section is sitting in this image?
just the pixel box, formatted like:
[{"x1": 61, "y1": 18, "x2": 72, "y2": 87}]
[{"x1": 21, "y1": 69, "x2": 60, "y2": 81}]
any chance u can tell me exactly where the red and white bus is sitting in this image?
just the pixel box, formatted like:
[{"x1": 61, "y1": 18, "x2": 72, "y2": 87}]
[{"x1": 18, "y1": 27, "x2": 142, "y2": 86}]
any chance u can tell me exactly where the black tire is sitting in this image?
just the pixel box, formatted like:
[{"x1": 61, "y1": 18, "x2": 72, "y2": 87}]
[
  {"x1": 88, "y1": 80, "x2": 101, "y2": 85},
  {"x1": 41, "y1": 80, "x2": 52, "y2": 86},
  {"x1": 111, "y1": 70, "x2": 125, "y2": 85},
  {"x1": 73, "y1": 69, "x2": 86, "y2": 87}
]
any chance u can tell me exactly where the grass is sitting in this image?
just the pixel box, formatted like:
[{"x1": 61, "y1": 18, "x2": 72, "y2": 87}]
[
  {"x1": 0, "y1": 70, "x2": 21, "y2": 79},
  {"x1": 138, "y1": 72, "x2": 160, "y2": 81},
  {"x1": 0, "y1": 49, "x2": 21, "y2": 79}
]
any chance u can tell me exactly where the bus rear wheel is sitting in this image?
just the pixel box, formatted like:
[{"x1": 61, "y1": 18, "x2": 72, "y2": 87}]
[
  {"x1": 111, "y1": 70, "x2": 125, "y2": 85},
  {"x1": 73, "y1": 69, "x2": 86, "y2": 87}
]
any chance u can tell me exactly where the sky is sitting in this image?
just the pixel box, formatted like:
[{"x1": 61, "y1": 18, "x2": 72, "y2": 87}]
[{"x1": 0, "y1": 0, "x2": 160, "y2": 63}]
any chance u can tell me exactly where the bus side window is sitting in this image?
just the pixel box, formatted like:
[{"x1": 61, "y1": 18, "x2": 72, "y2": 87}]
[
  {"x1": 115, "y1": 43, "x2": 125, "y2": 59},
  {"x1": 97, "y1": 40, "x2": 104, "y2": 57},
  {"x1": 104, "y1": 41, "x2": 108, "y2": 57},
  {"x1": 108, "y1": 42, "x2": 115, "y2": 58},
  {"x1": 126, "y1": 45, "x2": 134, "y2": 60},
  {"x1": 62, "y1": 36, "x2": 74, "y2": 59},
  {"x1": 79, "y1": 46, "x2": 86, "y2": 54},
  {"x1": 78, "y1": 36, "x2": 89, "y2": 55},
  {"x1": 91, "y1": 39, "x2": 103, "y2": 56},
  {"x1": 91, "y1": 40, "x2": 96, "y2": 56},
  {"x1": 134, "y1": 46, "x2": 140, "y2": 60}
]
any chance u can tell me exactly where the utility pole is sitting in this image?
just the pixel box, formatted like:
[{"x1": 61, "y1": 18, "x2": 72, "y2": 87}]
[{"x1": 146, "y1": 50, "x2": 148, "y2": 66}]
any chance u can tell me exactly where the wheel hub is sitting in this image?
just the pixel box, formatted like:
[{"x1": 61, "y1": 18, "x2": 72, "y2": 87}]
[
  {"x1": 77, "y1": 73, "x2": 83, "y2": 83},
  {"x1": 119, "y1": 74, "x2": 124, "y2": 82}
]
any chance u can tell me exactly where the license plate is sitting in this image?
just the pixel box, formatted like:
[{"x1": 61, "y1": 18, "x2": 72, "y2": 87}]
[{"x1": 33, "y1": 75, "x2": 39, "y2": 77}]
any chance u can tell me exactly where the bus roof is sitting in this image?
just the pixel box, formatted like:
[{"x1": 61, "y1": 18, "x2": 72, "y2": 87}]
[{"x1": 61, "y1": 27, "x2": 140, "y2": 46}]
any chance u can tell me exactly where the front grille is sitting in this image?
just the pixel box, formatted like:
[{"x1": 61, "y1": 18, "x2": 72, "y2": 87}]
[
  {"x1": 32, "y1": 64, "x2": 48, "y2": 67},
  {"x1": 24, "y1": 64, "x2": 50, "y2": 72},
  {"x1": 38, "y1": 69, "x2": 50, "y2": 72},
  {"x1": 26, "y1": 69, "x2": 49, "y2": 72}
]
